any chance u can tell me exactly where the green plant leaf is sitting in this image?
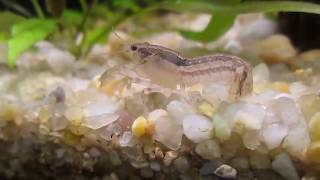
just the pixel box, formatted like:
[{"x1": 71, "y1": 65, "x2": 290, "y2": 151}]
[
  {"x1": 61, "y1": 10, "x2": 82, "y2": 26},
  {"x1": 161, "y1": 1, "x2": 320, "y2": 15},
  {"x1": 0, "y1": 11, "x2": 25, "y2": 34},
  {"x1": 112, "y1": 0, "x2": 140, "y2": 12},
  {"x1": 8, "y1": 19, "x2": 56, "y2": 68},
  {"x1": 82, "y1": 27, "x2": 107, "y2": 53},
  {"x1": 161, "y1": 0, "x2": 320, "y2": 42},
  {"x1": 180, "y1": 12, "x2": 236, "y2": 42}
]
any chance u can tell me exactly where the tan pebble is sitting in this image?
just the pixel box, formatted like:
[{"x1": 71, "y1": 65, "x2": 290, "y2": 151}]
[
  {"x1": 154, "y1": 147, "x2": 164, "y2": 159},
  {"x1": 309, "y1": 112, "x2": 320, "y2": 141},
  {"x1": 248, "y1": 34, "x2": 296, "y2": 64},
  {"x1": 296, "y1": 49, "x2": 320, "y2": 62},
  {"x1": 306, "y1": 141, "x2": 320, "y2": 164},
  {"x1": 163, "y1": 151, "x2": 179, "y2": 166}
]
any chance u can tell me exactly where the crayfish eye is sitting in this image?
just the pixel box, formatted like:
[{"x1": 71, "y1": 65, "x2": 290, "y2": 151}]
[{"x1": 130, "y1": 45, "x2": 137, "y2": 51}]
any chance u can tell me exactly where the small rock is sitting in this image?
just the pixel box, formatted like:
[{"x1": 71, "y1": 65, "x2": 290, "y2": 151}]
[
  {"x1": 200, "y1": 161, "x2": 223, "y2": 176},
  {"x1": 233, "y1": 103, "x2": 266, "y2": 133},
  {"x1": 272, "y1": 153, "x2": 299, "y2": 180},
  {"x1": 306, "y1": 141, "x2": 320, "y2": 164},
  {"x1": 173, "y1": 156, "x2": 190, "y2": 173},
  {"x1": 109, "y1": 150, "x2": 122, "y2": 166},
  {"x1": 229, "y1": 157, "x2": 250, "y2": 171},
  {"x1": 268, "y1": 97, "x2": 303, "y2": 127},
  {"x1": 83, "y1": 113, "x2": 119, "y2": 130},
  {"x1": 283, "y1": 126, "x2": 310, "y2": 156},
  {"x1": 195, "y1": 139, "x2": 221, "y2": 160},
  {"x1": 149, "y1": 161, "x2": 161, "y2": 172},
  {"x1": 214, "y1": 164, "x2": 237, "y2": 179},
  {"x1": 250, "y1": 34, "x2": 296, "y2": 64},
  {"x1": 249, "y1": 153, "x2": 271, "y2": 169},
  {"x1": 183, "y1": 114, "x2": 213, "y2": 143},
  {"x1": 153, "y1": 115, "x2": 183, "y2": 150},
  {"x1": 308, "y1": 112, "x2": 320, "y2": 141},
  {"x1": 242, "y1": 131, "x2": 261, "y2": 150},
  {"x1": 253, "y1": 63, "x2": 270, "y2": 83},
  {"x1": 198, "y1": 101, "x2": 216, "y2": 118},
  {"x1": 131, "y1": 116, "x2": 148, "y2": 137},
  {"x1": 298, "y1": 94, "x2": 320, "y2": 122},
  {"x1": 295, "y1": 49, "x2": 320, "y2": 62},
  {"x1": 140, "y1": 167, "x2": 154, "y2": 178},
  {"x1": 166, "y1": 100, "x2": 194, "y2": 125},
  {"x1": 163, "y1": 151, "x2": 178, "y2": 166},
  {"x1": 154, "y1": 147, "x2": 164, "y2": 159},
  {"x1": 82, "y1": 93, "x2": 119, "y2": 129},
  {"x1": 213, "y1": 114, "x2": 231, "y2": 142},
  {"x1": 50, "y1": 116, "x2": 68, "y2": 131},
  {"x1": 262, "y1": 123, "x2": 288, "y2": 150},
  {"x1": 119, "y1": 131, "x2": 138, "y2": 147}
]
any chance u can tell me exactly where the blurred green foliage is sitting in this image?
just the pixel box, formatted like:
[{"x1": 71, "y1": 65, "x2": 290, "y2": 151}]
[{"x1": 2, "y1": 0, "x2": 320, "y2": 67}]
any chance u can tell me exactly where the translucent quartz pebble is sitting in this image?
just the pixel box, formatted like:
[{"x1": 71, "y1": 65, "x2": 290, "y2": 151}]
[
  {"x1": 50, "y1": 116, "x2": 68, "y2": 131},
  {"x1": 83, "y1": 97, "x2": 118, "y2": 117},
  {"x1": 83, "y1": 113, "x2": 119, "y2": 130},
  {"x1": 166, "y1": 100, "x2": 194, "y2": 125},
  {"x1": 262, "y1": 123, "x2": 288, "y2": 150},
  {"x1": 253, "y1": 63, "x2": 270, "y2": 83},
  {"x1": 272, "y1": 153, "x2": 299, "y2": 180},
  {"x1": 153, "y1": 112, "x2": 183, "y2": 150},
  {"x1": 82, "y1": 93, "x2": 119, "y2": 129},
  {"x1": 183, "y1": 114, "x2": 213, "y2": 143},
  {"x1": 213, "y1": 114, "x2": 231, "y2": 142},
  {"x1": 202, "y1": 84, "x2": 230, "y2": 105},
  {"x1": 267, "y1": 97, "x2": 304, "y2": 127},
  {"x1": 267, "y1": 97, "x2": 310, "y2": 155},
  {"x1": 195, "y1": 139, "x2": 221, "y2": 160},
  {"x1": 233, "y1": 103, "x2": 266, "y2": 132},
  {"x1": 99, "y1": 123, "x2": 122, "y2": 141},
  {"x1": 283, "y1": 126, "x2": 310, "y2": 156},
  {"x1": 119, "y1": 131, "x2": 138, "y2": 147}
]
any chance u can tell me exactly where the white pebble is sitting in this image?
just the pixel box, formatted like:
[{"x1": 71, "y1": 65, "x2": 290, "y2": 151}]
[
  {"x1": 253, "y1": 63, "x2": 270, "y2": 83},
  {"x1": 153, "y1": 115, "x2": 183, "y2": 150},
  {"x1": 166, "y1": 100, "x2": 194, "y2": 125},
  {"x1": 233, "y1": 103, "x2": 266, "y2": 132},
  {"x1": 262, "y1": 123, "x2": 288, "y2": 150},
  {"x1": 183, "y1": 114, "x2": 213, "y2": 143}
]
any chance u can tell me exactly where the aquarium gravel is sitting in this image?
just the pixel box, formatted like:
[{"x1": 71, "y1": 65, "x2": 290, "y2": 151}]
[
  {"x1": 0, "y1": 42, "x2": 318, "y2": 180},
  {"x1": 1, "y1": 16, "x2": 320, "y2": 180}
]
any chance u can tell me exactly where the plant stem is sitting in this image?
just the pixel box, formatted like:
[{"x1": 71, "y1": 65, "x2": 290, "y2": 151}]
[
  {"x1": 79, "y1": 0, "x2": 88, "y2": 12},
  {"x1": 31, "y1": 0, "x2": 45, "y2": 19}
]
